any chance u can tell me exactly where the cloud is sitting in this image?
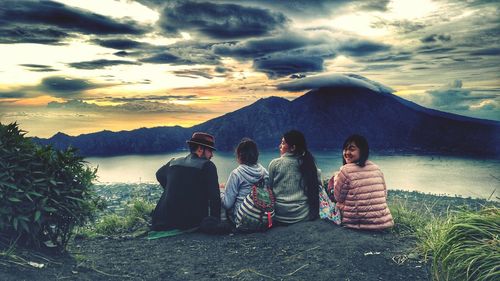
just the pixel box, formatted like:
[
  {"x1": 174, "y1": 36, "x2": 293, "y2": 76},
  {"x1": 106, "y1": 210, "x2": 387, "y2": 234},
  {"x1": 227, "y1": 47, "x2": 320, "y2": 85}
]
[
  {"x1": 215, "y1": 66, "x2": 229, "y2": 73},
  {"x1": 0, "y1": 25, "x2": 71, "y2": 44},
  {"x1": 372, "y1": 19, "x2": 426, "y2": 33},
  {"x1": 470, "y1": 48, "x2": 500, "y2": 56},
  {"x1": 253, "y1": 55, "x2": 324, "y2": 78},
  {"x1": 105, "y1": 95, "x2": 200, "y2": 103},
  {"x1": 47, "y1": 99, "x2": 205, "y2": 113},
  {"x1": 427, "y1": 80, "x2": 471, "y2": 109},
  {"x1": 68, "y1": 59, "x2": 141, "y2": 69},
  {"x1": 212, "y1": 34, "x2": 388, "y2": 77},
  {"x1": 137, "y1": 42, "x2": 222, "y2": 66},
  {"x1": 139, "y1": 52, "x2": 180, "y2": 64},
  {"x1": 0, "y1": 91, "x2": 27, "y2": 98},
  {"x1": 417, "y1": 46, "x2": 456, "y2": 54},
  {"x1": 20, "y1": 64, "x2": 58, "y2": 72},
  {"x1": 421, "y1": 34, "x2": 452, "y2": 43},
  {"x1": 277, "y1": 73, "x2": 393, "y2": 93},
  {"x1": 422, "y1": 80, "x2": 500, "y2": 115},
  {"x1": 356, "y1": 0, "x2": 390, "y2": 11},
  {"x1": 361, "y1": 52, "x2": 413, "y2": 62},
  {"x1": 338, "y1": 39, "x2": 391, "y2": 56},
  {"x1": 92, "y1": 39, "x2": 151, "y2": 50},
  {"x1": 363, "y1": 63, "x2": 402, "y2": 71},
  {"x1": 40, "y1": 76, "x2": 107, "y2": 97},
  {"x1": 0, "y1": 0, "x2": 148, "y2": 45},
  {"x1": 173, "y1": 69, "x2": 217, "y2": 79},
  {"x1": 158, "y1": 1, "x2": 288, "y2": 39},
  {"x1": 212, "y1": 34, "x2": 320, "y2": 59},
  {"x1": 47, "y1": 99, "x2": 100, "y2": 110}
]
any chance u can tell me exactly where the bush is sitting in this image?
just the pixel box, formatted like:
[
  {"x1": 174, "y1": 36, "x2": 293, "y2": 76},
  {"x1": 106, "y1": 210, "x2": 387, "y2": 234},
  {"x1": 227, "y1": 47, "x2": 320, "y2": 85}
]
[{"x1": 0, "y1": 122, "x2": 101, "y2": 250}]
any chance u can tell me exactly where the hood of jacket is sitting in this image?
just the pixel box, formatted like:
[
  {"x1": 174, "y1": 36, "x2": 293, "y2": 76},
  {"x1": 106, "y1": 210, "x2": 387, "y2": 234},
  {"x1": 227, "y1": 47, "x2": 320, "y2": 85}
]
[{"x1": 236, "y1": 163, "x2": 268, "y2": 184}]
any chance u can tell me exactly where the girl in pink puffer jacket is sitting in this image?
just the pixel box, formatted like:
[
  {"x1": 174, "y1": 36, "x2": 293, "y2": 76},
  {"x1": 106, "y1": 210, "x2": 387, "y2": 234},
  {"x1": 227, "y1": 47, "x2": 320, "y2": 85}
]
[{"x1": 327, "y1": 135, "x2": 394, "y2": 230}]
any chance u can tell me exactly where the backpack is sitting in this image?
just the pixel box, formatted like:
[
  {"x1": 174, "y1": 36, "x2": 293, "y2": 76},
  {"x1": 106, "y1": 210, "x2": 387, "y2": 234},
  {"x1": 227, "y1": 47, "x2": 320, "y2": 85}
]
[
  {"x1": 235, "y1": 178, "x2": 275, "y2": 232},
  {"x1": 319, "y1": 186, "x2": 341, "y2": 225}
]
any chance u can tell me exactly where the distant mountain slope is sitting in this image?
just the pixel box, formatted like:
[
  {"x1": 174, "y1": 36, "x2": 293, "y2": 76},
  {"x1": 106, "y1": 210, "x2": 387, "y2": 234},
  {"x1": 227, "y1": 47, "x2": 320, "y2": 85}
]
[
  {"x1": 34, "y1": 85, "x2": 500, "y2": 157},
  {"x1": 35, "y1": 126, "x2": 191, "y2": 156}
]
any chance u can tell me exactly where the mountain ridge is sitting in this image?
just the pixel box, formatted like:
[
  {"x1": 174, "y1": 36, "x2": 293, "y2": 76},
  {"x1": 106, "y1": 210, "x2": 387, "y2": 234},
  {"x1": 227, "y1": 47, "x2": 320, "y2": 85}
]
[{"x1": 33, "y1": 85, "x2": 500, "y2": 157}]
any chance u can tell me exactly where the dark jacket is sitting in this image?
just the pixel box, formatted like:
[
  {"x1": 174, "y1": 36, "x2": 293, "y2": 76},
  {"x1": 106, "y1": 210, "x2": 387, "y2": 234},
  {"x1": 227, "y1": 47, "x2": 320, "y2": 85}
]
[{"x1": 151, "y1": 153, "x2": 221, "y2": 231}]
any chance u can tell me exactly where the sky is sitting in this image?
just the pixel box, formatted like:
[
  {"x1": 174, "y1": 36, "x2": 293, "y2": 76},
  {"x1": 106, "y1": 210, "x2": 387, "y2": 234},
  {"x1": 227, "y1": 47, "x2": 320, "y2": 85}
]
[{"x1": 0, "y1": 0, "x2": 498, "y2": 138}]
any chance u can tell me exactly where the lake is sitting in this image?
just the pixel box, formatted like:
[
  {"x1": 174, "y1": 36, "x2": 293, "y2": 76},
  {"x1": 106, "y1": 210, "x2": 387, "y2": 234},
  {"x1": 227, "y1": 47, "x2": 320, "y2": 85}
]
[{"x1": 86, "y1": 151, "x2": 500, "y2": 201}]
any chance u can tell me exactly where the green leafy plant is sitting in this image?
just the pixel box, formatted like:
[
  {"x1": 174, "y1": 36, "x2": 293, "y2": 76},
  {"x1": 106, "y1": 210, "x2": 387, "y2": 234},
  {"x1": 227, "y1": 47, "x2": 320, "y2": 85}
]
[{"x1": 0, "y1": 122, "x2": 102, "y2": 250}]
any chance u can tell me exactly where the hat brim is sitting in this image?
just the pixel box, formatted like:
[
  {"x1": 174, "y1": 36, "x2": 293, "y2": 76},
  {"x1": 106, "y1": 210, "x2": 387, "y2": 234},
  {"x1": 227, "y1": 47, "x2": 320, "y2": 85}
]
[{"x1": 186, "y1": 140, "x2": 216, "y2": 150}]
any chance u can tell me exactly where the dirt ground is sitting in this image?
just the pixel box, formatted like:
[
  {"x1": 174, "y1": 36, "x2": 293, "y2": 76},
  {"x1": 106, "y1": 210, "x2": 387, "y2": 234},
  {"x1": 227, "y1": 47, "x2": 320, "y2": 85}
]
[{"x1": 0, "y1": 220, "x2": 429, "y2": 281}]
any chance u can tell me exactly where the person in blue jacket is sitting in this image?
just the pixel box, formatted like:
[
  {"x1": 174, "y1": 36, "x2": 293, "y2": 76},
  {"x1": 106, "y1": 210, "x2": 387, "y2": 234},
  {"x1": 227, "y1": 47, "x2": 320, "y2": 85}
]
[{"x1": 220, "y1": 138, "x2": 269, "y2": 222}]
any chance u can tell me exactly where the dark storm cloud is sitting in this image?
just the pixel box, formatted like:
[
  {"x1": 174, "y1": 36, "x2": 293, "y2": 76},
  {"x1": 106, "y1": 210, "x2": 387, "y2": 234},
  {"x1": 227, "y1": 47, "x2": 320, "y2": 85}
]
[
  {"x1": 40, "y1": 76, "x2": 105, "y2": 96},
  {"x1": 0, "y1": 0, "x2": 145, "y2": 34},
  {"x1": 68, "y1": 59, "x2": 141, "y2": 70},
  {"x1": 338, "y1": 40, "x2": 391, "y2": 56},
  {"x1": 92, "y1": 39, "x2": 151, "y2": 50},
  {"x1": 158, "y1": 1, "x2": 288, "y2": 39},
  {"x1": 421, "y1": 34, "x2": 452, "y2": 43},
  {"x1": 0, "y1": 25, "x2": 70, "y2": 44},
  {"x1": 20, "y1": 64, "x2": 58, "y2": 72},
  {"x1": 253, "y1": 55, "x2": 324, "y2": 78},
  {"x1": 470, "y1": 48, "x2": 500, "y2": 56}
]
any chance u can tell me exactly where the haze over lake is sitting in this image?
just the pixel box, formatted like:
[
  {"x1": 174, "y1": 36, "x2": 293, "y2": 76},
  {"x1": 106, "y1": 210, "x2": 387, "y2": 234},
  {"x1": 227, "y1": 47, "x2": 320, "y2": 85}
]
[{"x1": 87, "y1": 151, "x2": 499, "y2": 201}]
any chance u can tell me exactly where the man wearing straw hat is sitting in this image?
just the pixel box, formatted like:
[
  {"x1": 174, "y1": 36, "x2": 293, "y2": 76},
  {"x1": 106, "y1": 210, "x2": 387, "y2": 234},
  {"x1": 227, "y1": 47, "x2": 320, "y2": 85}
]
[{"x1": 151, "y1": 132, "x2": 221, "y2": 231}]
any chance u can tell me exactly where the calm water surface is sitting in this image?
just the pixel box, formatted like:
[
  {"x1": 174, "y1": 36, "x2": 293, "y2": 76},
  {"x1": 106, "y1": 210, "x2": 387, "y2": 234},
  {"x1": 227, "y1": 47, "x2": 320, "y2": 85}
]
[{"x1": 86, "y1": 151, "x2": 500, "y2": 200}]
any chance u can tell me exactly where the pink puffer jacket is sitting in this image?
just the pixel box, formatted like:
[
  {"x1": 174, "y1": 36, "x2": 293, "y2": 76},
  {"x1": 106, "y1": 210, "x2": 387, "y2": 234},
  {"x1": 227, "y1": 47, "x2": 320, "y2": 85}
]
[{"x1": 328, "y1": 161, "x2": 393, "y2": 230}]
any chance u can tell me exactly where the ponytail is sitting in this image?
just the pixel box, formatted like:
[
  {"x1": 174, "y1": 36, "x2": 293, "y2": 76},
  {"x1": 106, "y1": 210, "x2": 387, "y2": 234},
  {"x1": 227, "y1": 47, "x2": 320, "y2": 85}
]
[
  {"x1": 299, "y1": 150, "x2": 320, "y2": 220},
  {"x1": 283, "y1": 130, "x2": 319, "y2": 220}
]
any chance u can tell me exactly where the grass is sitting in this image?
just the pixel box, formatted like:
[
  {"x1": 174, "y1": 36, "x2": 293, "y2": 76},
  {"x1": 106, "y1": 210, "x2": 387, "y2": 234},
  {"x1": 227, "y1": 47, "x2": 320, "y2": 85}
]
[
  {"x1": 389, "y1": 195, "x2": 499, "y2": 281},
  {"x1": 76, "y1": 197, "x2": 155, "y2": 238},
  {"x1": 431, "y1": 207, "x2": 499, "y2": 281}
]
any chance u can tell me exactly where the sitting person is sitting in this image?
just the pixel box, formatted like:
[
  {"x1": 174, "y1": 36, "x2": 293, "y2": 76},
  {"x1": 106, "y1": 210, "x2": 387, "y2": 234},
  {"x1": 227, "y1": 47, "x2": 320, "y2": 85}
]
[
  {"x1": 327, "y1": 134, "x2": 394, "y2": 230},
  {"x1": 221, "y1": 138, "x2": 269, "y2": 223},
  {"x1": 151, "y1": 132, "x2": 221, "y2": 231},
  {"x1": 268, "y1": 130, "x2": 320, "y2": 224}
]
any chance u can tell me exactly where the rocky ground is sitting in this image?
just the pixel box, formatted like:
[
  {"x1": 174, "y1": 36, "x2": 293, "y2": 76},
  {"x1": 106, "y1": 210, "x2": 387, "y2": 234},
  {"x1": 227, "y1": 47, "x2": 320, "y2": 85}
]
[{"x1": 1, "y1": 219, "x2": 428, "y2": 281}]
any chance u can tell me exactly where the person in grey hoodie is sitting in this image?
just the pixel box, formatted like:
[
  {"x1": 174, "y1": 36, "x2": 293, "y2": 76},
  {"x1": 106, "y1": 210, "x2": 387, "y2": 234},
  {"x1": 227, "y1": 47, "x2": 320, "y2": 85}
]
[{"x1": 221, "y1": 138, "x2": 269, "y2": 222}]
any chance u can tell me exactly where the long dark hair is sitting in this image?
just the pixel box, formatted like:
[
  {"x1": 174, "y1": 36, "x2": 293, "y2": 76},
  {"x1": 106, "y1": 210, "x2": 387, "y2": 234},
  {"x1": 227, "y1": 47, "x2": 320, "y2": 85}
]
[
  {"x1": 342, "y1": 134, "x2": 370, "y2": 167},
  {"x1": 283, "y1": 130, "x2": 319, "y2": 220}
]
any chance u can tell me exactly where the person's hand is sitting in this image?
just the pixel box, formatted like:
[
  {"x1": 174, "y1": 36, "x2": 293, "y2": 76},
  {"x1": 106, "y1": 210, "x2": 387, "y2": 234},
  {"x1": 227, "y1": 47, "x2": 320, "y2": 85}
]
[{"x1": 219, "y1": 183, "x2": 225, "y2": 190}]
